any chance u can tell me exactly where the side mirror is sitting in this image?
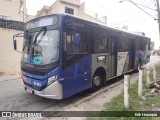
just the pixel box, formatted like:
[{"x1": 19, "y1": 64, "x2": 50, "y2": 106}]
[
  {"x1": 74, "y1": 33, "x2": 80, "y2": 46},
  {"x1": 13, "y1": 39, "x2": 17, "y2": 50},
  {"x1": 13, "y1": 33, "x2": 23, "y2": 53}
]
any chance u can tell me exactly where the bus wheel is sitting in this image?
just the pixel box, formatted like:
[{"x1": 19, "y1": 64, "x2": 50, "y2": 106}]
[{"x1": 91, "y1": 73, "x2": 103, "y2": 91}]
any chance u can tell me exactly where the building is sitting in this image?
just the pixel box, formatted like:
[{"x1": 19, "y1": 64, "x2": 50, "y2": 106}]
[
  {"x1": 0, "y1": 0, "x2": 27, "y2": 73},
  {"x1": 0, "y1": 0, "x2": 27, "y2": 22},
  {"x1": 36, "y1": 0, "x2": 107, "y2": 24}
]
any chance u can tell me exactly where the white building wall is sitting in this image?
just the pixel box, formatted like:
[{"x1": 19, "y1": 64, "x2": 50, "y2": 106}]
[
  {"x1": 50, "y1": 0, "x2": 61, "y2": 14},
  {"x1": 0, "y1": 0, "x2": 26, "y2": 73},
  {"x1": 0, "y1": 29, "x2": 23, "y2": 73},
  {"x1": 36, "y1": 0, "x2": 107, "y2": 24},
  {"x1": 0, "y1": 0, "x2": 27, "y2": 22},
  {"x1": 60, "y1": 0, "x2": 80, "y2": 6}
]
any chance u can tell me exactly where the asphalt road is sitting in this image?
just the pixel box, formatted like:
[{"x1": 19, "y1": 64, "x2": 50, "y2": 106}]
[
  {"x1": 0, "y1": 77, "x2": 94, "y2": 111},
  {"x1": 0, "y1": 56, "x2": 159, "y2": 111},
  {"x1": 0, "y1": 75, "x2": 97, "y2": 111}
]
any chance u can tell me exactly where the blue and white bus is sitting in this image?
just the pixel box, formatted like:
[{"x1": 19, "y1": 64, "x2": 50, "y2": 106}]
[{"x1": 13, "y1": 14, "x2": 150, "y2": 99}]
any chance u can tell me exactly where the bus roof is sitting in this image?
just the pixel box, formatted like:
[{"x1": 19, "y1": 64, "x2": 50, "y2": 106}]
[{"x1": 28, "y1": 13, "x2": 150, "y2": 40}]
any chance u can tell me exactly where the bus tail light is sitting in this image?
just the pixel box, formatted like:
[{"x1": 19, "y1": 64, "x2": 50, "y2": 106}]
[{"x1": 48, "y1": 75, "x2": 57, "y2": 86}]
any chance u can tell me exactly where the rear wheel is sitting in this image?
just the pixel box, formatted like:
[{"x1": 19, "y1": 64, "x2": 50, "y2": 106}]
[{"x1": 90, "y1": 73, "x2": 103, "y2": 91}]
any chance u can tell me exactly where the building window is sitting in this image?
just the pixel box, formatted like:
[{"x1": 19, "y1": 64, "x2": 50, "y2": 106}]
[{"x1": 65, "y1": 7, "x2": 74, "y2": 15}]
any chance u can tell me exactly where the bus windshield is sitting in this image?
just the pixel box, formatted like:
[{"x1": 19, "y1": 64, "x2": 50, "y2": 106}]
[{"x1": 22, "y1": 29, "x2": 60, "y2": 65}]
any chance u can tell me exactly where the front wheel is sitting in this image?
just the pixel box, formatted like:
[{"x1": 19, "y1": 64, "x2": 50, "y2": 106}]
[{"x1": 90, "y1": 73, "x2": 103, "y2": 91}]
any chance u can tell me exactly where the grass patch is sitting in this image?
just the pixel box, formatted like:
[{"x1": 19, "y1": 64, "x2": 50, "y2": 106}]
[{"x1": 87, "y1": 74, "x2": 160, "y2": 120}]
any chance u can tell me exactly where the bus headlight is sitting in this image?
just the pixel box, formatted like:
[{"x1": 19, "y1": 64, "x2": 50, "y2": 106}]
[{"x1": 48, "y1": 75, "x2": 57, "y2": 85}]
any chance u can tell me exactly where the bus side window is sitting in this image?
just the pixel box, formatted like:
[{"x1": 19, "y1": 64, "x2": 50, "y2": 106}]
[
  {"x1": 135, "y1": 39, "x2": 139, "y2": 51},
  {"x1": 129, "y1": 39, "x2": 135, "y2": 51},
  {"x1": 93, "y1": 31, "x2": 108, "y2": 53},
  {"x1": 139, "y1": 39, "x2": 145, "y2": 50},
  {"x1": 118, "y1": 37, "x2": 129, "y2": 52},
  {"x1": 64, "y1": 30, "x2": 74, "y2": 54},
  {"x1": 64, "y1": 28, "x2": 88, "y2": 55},
  {"x1": 75, "y1": 29, "x2": 88, "y2": 53},
  {"x1": 109, "y1": 36, "x2": 117, "y2": 54}
]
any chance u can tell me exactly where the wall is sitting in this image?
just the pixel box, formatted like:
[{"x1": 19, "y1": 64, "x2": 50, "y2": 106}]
[
  {"x1": 50, "y1": 1, "x2": 60, "y2": 15},
  {"x1": 0, "y1": 29, "x2": 23, "y2": 73},
  {"x1": 0, "y1": 0, "x2": 27, "y2": 22},
  {"x1": 59, "y1": 2, "x2": 79, "y2": 16},
  {"x1": 36, "y1": 0, "x2": 107, "y2": 24},
  {"x1": 0, "y1": 0, "x2": 27, "y2": 73},
  {"x1": 59, "y1": 0, "x2": 80, "y2": 6}
]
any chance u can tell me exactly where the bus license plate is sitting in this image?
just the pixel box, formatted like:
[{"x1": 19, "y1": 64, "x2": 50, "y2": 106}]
[{"x1": 26, "y1": 87, "x2": 33, "y2": 94}]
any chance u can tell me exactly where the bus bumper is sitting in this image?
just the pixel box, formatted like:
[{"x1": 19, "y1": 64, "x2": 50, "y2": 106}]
[{"x1": 24, "y1": 81, "x2": 63, "y2": 100}]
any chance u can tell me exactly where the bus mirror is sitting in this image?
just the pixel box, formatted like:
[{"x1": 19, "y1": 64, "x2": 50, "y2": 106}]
[
  {"x1": 13, "y1": 39, "x2": 17, "y2": 50},
  {"x1": 74, "y1": 33, "x2": 80, "y2": 46},
  {"x1": 13, "y1": 33, "x2": 23, "y2": 53}
]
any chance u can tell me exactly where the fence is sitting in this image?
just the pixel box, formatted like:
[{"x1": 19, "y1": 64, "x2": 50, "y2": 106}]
[{"x1": 0, "y1": 18, "x2": 25, "y2": 31}]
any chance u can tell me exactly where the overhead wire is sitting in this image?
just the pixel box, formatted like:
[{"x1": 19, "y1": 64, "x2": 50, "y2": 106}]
[
  {"x1": 137, "y1": 0, "x2": 158, "y2": 19},
  {"x1": 110, "y1": 11, "x2": 141, "y2": 26},
  {"x1": 110, "y1": 1, "x2": 157, "y2": 27}
]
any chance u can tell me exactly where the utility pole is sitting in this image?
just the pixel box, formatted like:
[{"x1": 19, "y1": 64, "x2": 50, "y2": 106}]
[{"x1": 156, "y1": 0, "x2": 160, "y2": 41}]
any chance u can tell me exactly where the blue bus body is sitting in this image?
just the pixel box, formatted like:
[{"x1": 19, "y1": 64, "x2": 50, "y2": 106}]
[{"x1": 19, "y1": 14, "x2": 150, "y2": 99}]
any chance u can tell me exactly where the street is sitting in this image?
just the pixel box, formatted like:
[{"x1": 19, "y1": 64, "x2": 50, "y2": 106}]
[
  {"x1": 0, "y1": 77, "x2": 92, "y2": 111},
  {"x1": 0, "y1": 56, "x2": 160, "y2": 111}
]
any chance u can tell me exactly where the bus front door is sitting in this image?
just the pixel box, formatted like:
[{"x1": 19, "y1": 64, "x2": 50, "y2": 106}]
[{"x1": 109, "y1": 36, "x2": 117, "y2": 78}]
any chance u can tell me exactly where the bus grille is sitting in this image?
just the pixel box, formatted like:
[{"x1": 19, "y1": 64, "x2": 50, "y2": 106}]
[{"x1": 21, "y1": 68, "x2": 47, "y2": 76}]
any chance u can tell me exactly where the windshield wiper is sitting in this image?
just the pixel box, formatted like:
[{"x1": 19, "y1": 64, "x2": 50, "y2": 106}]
[{"x1": 32, "y1": 27, "x2": 47, "y2": 46}]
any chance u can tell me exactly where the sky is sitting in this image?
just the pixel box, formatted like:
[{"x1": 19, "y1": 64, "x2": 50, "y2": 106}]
[{"x1": 26, "y1": 0, "x2": 160, "y2": 48}]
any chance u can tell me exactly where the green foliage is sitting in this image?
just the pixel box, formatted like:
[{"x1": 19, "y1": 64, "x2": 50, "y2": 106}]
[{"x1": 87, "y1": 74, "x2": 160, "y2": 120}]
